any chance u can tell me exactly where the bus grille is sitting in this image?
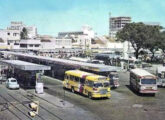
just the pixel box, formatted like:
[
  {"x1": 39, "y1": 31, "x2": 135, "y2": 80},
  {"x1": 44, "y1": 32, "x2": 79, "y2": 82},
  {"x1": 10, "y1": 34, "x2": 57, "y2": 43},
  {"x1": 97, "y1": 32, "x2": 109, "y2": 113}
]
[{"x1": 100, "y1": 89, "x2": 107, "y2": 94}]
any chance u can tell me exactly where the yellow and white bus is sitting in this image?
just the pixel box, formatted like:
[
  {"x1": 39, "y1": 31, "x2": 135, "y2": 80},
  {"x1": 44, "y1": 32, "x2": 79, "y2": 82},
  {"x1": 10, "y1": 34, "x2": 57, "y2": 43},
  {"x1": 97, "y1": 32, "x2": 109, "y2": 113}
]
[
  {"x1": 130, "y1": 68, "x2": 158, "y2": 95},
  {"x1": 63, "y1": 70, "x2": 111, "y2": 99}
]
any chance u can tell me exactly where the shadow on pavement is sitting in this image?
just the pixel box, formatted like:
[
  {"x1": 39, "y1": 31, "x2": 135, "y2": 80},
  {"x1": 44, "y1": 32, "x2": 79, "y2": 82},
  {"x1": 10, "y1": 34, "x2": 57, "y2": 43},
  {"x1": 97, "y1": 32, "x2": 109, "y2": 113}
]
[{"x1": 125, "y1": 85, "x2": 155, "y2": 97}]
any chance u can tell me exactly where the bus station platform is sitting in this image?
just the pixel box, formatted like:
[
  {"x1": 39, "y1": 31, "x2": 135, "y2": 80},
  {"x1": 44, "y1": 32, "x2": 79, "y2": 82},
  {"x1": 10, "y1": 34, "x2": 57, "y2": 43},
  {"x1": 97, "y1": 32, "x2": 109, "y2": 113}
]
[{"x1": 0, "y1": 60, "x2": 51, "y2": 88}]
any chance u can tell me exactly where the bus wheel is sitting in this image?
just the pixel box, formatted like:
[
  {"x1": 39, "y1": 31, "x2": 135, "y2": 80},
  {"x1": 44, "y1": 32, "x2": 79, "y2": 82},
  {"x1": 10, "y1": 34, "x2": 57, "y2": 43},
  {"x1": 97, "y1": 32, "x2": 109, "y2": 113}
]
[
  {"x1": 88, "y1": 92, "x2": 92, "y2": 99},
  {"x1": 151, "y1": 93, "x2": 155, "y2": 97},
  {"x1": 71, "y1": 87, "x2": 75, "y2": 93}
]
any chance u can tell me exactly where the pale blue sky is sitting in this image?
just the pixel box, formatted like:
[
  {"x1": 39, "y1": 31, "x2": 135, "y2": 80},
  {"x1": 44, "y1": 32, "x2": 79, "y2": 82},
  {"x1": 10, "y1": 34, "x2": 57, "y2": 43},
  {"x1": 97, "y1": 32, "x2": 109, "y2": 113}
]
[{"x1": 0, "y1": 0, "x2": 164, "y2": 36}]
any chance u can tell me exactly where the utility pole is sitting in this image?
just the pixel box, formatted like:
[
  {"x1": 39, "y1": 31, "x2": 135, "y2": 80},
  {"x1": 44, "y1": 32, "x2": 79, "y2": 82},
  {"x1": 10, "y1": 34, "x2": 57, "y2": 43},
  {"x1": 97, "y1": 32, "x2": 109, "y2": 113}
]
[{"x1": 109, "y1": 12, "x2": 111, "y2": 37}]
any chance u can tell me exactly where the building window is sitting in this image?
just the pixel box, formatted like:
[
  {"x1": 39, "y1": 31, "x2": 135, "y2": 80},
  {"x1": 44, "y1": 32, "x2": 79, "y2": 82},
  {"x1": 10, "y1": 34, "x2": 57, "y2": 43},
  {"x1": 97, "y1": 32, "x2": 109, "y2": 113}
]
[
  {"x1": 7, "y1": 33, "x2": 10, "y2": 35},
  {"x1": 35, "y1": 45, "x2": 39, "y2": 47},
  {"x1": 14, "y1": 43, "x2": 19, "y2": 45},
  {"x1": 20, "y1": 44, "x2": 27, "y2": 48},
  {"x1": 13, "y1": 33, "x2": 17, "y2": 36}
]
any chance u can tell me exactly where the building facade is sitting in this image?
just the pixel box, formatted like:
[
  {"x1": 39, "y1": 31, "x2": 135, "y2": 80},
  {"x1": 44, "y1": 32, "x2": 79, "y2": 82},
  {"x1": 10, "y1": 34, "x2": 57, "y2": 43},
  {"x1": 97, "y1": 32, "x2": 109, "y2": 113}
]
[
  {"x1": 58, "y1": 25, "x2": 95, "y2": 49},
  {"x1": 109, "y1": 16, "x2": 131, "y2": 38},
  {"x1": 41, "y1": 38, "x2": 72, "y2": 49},
  {"x1": 0, "y1": 21, "x2": 37, "y2": 45}
]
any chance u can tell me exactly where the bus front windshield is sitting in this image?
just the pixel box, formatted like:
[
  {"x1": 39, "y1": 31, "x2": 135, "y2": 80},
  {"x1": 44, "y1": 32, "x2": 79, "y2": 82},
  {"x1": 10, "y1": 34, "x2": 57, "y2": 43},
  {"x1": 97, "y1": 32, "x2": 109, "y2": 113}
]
[
  {"x1": 141, "y1": 79, "x2": 156, "y2": 84},
  {"x1": 94, "y1": 83, "x2": 103, "y2": 88},
  {"x1": 94, "y1": 82, "x2": 110, "y2": 88}
]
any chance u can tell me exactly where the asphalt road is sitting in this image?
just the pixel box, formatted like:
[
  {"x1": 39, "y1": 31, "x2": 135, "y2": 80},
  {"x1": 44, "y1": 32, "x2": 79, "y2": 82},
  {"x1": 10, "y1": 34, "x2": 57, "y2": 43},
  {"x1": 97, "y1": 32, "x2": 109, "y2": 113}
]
[{"x1": 43, "y1": 71, "x2": 165, "y2": 120}]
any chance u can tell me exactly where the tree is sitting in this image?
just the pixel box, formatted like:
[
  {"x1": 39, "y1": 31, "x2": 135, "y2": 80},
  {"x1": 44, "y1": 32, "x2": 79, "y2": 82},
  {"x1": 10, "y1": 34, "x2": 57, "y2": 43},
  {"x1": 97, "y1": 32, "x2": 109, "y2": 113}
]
[
  {"x1": 117, "y1": 22, "x2": 149, "y2": 59},
  {"x1": 0, "y1": 38, "x2": 4, "y2": 43},
  {"x1": 143, "y1": 25, "x2": 161, "y2": 61},
  {"x1": 20, "y1": 27, "x2": 28, "y2": 39},
  {"x1": 117, "y1": 22, "x2": 161, "y2": 59},
  {"x1": 159, "y1": 31, "x2": 165, "y2": 54}
]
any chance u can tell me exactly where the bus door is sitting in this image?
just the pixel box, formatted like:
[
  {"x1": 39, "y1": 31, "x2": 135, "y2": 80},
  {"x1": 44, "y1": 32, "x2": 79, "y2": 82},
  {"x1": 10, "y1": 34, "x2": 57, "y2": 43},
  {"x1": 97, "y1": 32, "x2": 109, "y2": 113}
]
[{"x1": 79, "y1": 77, "x2": 85, "y2": 93}]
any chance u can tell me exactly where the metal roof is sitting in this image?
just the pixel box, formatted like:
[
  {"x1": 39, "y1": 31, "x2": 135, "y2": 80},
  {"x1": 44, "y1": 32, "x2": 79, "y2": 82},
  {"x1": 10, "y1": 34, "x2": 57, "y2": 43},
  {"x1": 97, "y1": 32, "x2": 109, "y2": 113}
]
[
  {"x1": 0, "y1": 60, "x2": 51, "y2": 71},
  {"x1": 0, "y1": 51, "x2": 121, "y2": 72}
]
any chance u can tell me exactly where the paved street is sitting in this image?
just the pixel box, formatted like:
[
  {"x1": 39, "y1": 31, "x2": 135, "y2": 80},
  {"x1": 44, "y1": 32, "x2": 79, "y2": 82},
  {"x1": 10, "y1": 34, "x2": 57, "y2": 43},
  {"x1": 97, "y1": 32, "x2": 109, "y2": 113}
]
[
  {"x1": 0, "y1": 70, "x2": 165, "y2": 120},
  {"x1": 43, "y1": 71, "x2": 165, "y2": 120},
  {"x1": 0, "y1": 83, "x2": 98, "y2": 120}
]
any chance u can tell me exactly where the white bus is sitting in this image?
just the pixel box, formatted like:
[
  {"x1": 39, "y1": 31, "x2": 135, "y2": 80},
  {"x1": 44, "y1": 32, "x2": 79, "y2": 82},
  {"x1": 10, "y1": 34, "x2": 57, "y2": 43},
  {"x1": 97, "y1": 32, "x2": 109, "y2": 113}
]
[
  {"x1": 156, "y1": 66, "x2": 165, "y2": 87},
  {"x1": 130, "y1": 68, "x2": 158, "y2": 95}
]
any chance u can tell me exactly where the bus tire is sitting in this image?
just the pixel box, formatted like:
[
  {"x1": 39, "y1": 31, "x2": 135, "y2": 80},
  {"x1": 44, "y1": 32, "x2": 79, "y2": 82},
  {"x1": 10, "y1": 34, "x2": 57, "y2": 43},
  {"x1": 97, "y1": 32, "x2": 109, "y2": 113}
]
[
  {"x1": 151, "y1": 93, "x2": 155, "y2": 97},
  {"x1": 129, "y1": 81, "x2": 133, "y2": 89},
  {"x1": 88, "y1": 92, "x2": 92, "y2": 99},
  {"x1": 71, "y1": 87, "x2": 75, "y2": 93}
]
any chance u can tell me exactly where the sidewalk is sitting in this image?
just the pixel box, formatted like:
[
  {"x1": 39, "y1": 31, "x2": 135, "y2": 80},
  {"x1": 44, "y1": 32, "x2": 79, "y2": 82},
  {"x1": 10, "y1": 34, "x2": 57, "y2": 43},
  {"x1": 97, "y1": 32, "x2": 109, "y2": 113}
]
[
  {"x1": 29, "y1": 90, "x2": 74, "y2": 108},
  {"x1": 22, "y1": 89, "x2": 101, "y2": 120}
]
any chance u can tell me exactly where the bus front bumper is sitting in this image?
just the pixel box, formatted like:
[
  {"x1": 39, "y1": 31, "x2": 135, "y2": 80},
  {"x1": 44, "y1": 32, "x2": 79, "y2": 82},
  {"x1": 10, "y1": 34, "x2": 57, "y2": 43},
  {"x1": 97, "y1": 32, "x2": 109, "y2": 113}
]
[
  {"x1": 92, "y1": 92, "x2": 111, "y2": 98},
  {"x1": 140, "y1": 90, "x2": 158, "y2": 94}
]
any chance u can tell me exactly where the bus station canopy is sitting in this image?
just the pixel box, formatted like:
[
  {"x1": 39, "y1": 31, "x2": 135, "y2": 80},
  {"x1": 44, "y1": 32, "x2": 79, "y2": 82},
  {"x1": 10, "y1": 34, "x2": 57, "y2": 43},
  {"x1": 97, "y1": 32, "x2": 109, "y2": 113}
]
[
  {"x1": 0, "y1": 51, "x2": 120, "y2": 72},
  {"x1": 0, "y1": 60, "x2": 51, "y2": 71}
]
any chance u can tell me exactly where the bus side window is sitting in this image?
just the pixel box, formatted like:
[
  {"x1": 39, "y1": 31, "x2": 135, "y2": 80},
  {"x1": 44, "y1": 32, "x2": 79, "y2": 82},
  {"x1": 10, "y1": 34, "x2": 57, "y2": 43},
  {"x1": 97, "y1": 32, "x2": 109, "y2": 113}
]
[
  {"x1": 88, "y1": 81, "x2": 94, "y2": 87},
  {"x1": 64, "y1": 75, "x2": 66, "y2": 79},
  {"x1": 70, "y1": 76, "x2": 75, "y2": 81},
  {"x1": 75, "y1": 77, "x2": 80, "y2": 82},
  {"x1": 158, "y1": 73, "x2": 161, "y2": 78},
  {"x1": 66, "y1": 75, "x2": 69, "y2": 80},
  {"x1": 85, "y1": 80, "x2": 89, "y2": 85},
  {"x1": 80, "y1": 78, "x2": 85, "y2": 84},
  {"x1": 67, "y1": 75, "x2": 70, "y2": 80}
]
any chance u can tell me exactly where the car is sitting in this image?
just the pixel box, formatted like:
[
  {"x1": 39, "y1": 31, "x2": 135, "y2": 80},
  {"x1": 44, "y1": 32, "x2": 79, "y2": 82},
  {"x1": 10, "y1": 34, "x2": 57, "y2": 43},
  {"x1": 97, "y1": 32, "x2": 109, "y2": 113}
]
[{"x1": 6, "y1": 78, "x2": 19, "y2": 89}]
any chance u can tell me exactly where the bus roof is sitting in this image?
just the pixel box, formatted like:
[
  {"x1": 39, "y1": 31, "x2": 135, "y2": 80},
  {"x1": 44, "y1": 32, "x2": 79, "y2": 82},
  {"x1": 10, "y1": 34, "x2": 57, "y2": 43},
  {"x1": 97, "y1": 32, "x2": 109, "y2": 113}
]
[
  {"x1": 86, "y1": 75, "x2": 108, "y2": 82},
  {"x1": 65, "y1": 70, "x2": 108, "y2": 81},
  {"x1": 130, "y1": 68, "x2": 155, "y2": 77},
  {"x1": 65, "y1": 70, "x2": 93, "y2": 78}
]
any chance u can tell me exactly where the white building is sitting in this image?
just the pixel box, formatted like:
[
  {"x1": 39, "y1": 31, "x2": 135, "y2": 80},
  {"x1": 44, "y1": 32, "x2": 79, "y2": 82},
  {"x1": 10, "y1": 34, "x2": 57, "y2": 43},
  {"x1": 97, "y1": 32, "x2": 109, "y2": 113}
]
[
  {"x1": 19, "y1": 39, "x2": 41, "y2": 50},
  {"x1": 109, "y1": 16, "x2": 131, "y2": 38},
  {"x1": 0, "y1": 21, "x2": 37, "y2": 46},
  {"x1": 58, "y1": 25, "x2": 95, "y2": 49},
  {"x1": 41, "y1": 38, "x2": 72, "y2": 49}
]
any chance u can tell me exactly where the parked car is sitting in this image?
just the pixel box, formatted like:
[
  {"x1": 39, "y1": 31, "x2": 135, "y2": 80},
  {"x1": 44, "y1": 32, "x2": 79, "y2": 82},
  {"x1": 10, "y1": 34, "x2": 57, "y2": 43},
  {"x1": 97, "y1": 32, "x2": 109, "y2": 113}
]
[{"x1": 6, "y1": 78, "x2": 19, "y2": 89}]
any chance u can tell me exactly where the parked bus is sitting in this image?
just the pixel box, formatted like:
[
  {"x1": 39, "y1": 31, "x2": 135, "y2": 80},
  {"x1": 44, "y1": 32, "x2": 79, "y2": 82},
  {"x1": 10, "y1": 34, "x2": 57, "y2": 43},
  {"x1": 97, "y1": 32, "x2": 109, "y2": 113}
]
[
  {"x1": 63, "y1": 70, "x2": 111, "y2": 99},
  {"x1": 156, "y1": 66, "x2": 165, "y2": 87},
  {"x1": 81, "y1": 68, "x2": 120, "y2": 88},
  {"x1": 130, "y1": 68, "x2": 158, "y2": 95}
]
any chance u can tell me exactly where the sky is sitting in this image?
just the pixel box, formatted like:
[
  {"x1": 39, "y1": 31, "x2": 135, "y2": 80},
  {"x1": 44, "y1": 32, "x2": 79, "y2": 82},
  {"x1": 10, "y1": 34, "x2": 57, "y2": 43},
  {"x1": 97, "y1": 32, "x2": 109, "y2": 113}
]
[{"x1": 0, "y1": 0, "x2": 164, "y2": 36}]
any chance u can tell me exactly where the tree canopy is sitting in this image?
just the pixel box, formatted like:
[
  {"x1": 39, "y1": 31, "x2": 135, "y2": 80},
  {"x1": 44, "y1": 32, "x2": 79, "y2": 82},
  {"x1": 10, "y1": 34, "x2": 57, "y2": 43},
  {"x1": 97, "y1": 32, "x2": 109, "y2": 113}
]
[
  {"x1": 20, "y1": 27, "x2": 28, "y2": 39},
  {"x1": 0, "y1": 38, "x2": 4, "y2": 43},
  {"x1": 159, "y1": 31, "x2": 165, "y2": 53},
  {"x1": 116, "y1": 22, "x2": 162, "y2": 59}
]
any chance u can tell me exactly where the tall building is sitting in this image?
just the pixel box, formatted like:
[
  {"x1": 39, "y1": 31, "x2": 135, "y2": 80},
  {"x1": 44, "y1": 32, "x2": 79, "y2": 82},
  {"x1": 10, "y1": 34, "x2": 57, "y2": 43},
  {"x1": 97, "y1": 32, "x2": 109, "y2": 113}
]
[{"x1": 109, "y1": 16, "x2": 131, "y2": 38}]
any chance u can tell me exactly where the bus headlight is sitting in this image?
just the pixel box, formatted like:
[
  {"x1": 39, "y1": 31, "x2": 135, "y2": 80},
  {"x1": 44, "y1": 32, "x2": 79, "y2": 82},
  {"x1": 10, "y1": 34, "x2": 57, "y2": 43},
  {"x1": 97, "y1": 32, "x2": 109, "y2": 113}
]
[
  {"x1": 152, "y1": 86, "x2": 157, "y2": 90},
  {"x1": 141, "y1": 86, "x2": 145, "y2": 90}
]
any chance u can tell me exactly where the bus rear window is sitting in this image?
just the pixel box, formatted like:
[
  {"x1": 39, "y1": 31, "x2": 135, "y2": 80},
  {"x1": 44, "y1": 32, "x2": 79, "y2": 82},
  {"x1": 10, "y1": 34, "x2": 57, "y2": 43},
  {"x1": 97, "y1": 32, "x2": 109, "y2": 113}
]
[
  {"x1": 11, "y1": 80, "x2": 17, "y2": 82},
  {"x1": 141, "y1": 79, "x2": 156, "y2": 84}
]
